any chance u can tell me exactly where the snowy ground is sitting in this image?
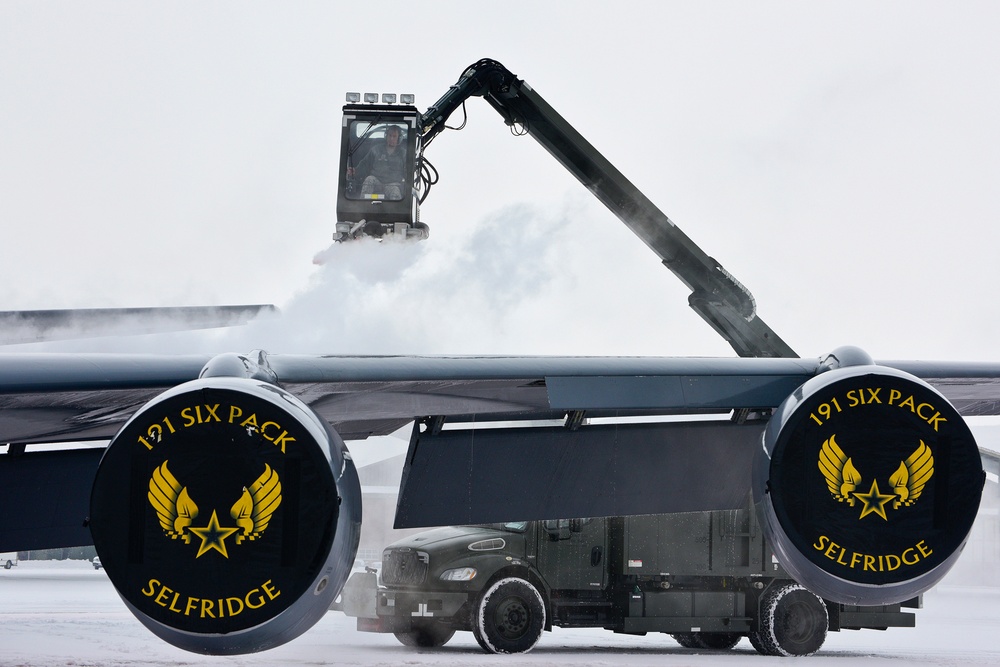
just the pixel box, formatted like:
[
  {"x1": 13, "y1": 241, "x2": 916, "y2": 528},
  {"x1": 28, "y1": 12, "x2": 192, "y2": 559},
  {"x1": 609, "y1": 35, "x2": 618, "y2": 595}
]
[{"x1": 1, "y1": 561, "x2": 998, "y2": 666}]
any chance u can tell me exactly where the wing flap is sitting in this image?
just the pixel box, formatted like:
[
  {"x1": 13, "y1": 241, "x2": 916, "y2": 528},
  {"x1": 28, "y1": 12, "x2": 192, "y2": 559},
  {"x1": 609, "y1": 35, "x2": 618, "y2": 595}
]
[
  {"x1": 393, "y1": 420, "x2": 763, "y2": 528},
  {"x1": 0, "y1": 447, "x2": 103, "y2": 551}
]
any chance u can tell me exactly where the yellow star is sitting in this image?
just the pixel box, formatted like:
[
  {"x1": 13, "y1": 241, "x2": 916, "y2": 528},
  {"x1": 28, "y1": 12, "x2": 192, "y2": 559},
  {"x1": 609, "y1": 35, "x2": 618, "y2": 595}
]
[
  {"x1": 852, "y1": 479, "x2": 896, "y2": 521},
  {"x1": 188, "y1": 510, "x2": 240, "y2": 558}
]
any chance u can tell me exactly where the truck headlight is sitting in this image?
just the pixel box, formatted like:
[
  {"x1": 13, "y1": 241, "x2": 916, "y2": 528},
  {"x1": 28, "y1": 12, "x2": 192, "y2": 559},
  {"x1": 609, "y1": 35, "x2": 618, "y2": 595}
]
[{"x1": 439, "y1": 567, "x2": 477, "y2": 582}]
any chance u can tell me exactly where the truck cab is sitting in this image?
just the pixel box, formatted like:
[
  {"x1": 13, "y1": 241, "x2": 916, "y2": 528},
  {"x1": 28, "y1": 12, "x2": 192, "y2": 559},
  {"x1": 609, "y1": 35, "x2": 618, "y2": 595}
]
[{"x1": 339, "y1": 507, "x2": 918, "y2": 656}]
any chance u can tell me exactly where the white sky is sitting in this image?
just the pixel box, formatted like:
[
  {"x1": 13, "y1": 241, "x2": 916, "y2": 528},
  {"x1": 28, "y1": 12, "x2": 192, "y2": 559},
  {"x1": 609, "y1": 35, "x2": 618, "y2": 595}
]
[{"x1": 1, "y1": 2, "x2": 999, "y2": 361}]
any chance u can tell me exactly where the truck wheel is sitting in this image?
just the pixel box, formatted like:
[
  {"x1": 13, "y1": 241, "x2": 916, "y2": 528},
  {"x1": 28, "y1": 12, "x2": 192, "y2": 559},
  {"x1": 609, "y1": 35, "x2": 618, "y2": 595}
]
[
  {"x1": 393, "y1": 621, "x2": 456, "y2": 647},
  {"x1": 753, "y1": 584, "x2": 828, "y2": 656},
  {"x1": 3, "y1": 560, "x2": 11, "y2": 570},
  {"x1": 672, "y1": 632, "x2": 741, "y2": 650},
  {"x1": 473, "y1": 577, "x2": 546, "y2": 654},
  {"x1": 671, "y1": 633, "x2": 700, "y2": 649},
  {"x1": 747, "y1": 629, "x2": 768, "y2": 654}
]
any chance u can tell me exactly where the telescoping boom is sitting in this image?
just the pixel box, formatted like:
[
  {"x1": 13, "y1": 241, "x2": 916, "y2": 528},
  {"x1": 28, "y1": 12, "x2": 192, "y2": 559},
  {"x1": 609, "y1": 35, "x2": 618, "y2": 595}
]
[{"x1": 336, "y1": 58, "x2": 794, "y2": 358}]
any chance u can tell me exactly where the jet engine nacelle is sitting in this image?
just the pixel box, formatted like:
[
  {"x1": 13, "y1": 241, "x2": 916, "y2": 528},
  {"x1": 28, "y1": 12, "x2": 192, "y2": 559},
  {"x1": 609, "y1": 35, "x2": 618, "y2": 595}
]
[
  {"x1": 89, "y1": 377, "x2": 361, "y2": 655},
  {"x1": 754, "y1": 363, "x2": 984, "y2": 605}
]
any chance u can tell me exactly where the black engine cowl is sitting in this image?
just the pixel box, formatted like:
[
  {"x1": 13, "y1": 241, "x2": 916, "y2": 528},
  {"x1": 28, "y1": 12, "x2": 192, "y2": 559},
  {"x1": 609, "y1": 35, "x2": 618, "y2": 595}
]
[
  {"x1": 90, "y1": 377, "x2": 361, "y2": 654},
  {"x1": 753, "y1": 363, "x2": 984, "y2": 605}
]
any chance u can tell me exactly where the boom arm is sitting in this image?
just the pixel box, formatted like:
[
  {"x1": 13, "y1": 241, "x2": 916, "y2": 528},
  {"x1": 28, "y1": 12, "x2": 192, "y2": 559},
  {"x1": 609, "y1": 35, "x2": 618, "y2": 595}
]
[{"x1": 421, "y1": 59, "x2": 796, "y2": 358}]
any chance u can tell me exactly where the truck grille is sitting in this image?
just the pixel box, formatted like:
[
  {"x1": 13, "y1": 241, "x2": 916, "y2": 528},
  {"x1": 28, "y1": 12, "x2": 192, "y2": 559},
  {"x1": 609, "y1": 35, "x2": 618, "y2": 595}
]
[{"x1": 381, "y1": 548, "x2": 429, "y2": 586}]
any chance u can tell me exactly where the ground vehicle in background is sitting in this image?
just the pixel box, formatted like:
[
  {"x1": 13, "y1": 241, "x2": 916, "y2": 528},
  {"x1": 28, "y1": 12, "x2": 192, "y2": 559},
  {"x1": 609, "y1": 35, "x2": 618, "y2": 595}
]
[
  {"x1": 340, "y1": 505, "x2": 917, "y2": 656},
  {"x1": 1, "y1": 552, "x2": 17, "y2": 569}
]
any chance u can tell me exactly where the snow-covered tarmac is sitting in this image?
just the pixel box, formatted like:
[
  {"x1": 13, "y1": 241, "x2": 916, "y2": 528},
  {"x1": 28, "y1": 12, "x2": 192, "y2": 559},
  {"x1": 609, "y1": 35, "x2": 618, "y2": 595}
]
[{"x1": 1, "y1": 560, "x2": 998, "y2": 666}]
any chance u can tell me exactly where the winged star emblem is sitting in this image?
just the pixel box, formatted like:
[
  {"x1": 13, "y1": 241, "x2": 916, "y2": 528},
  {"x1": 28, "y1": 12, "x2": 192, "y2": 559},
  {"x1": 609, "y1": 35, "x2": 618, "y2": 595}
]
[
  {"x1": 818, "y1": 435, "x2": 933, "y2": 521},
  {"x1": 148, "y1": 461, "x2": 282, "y2": 557}
]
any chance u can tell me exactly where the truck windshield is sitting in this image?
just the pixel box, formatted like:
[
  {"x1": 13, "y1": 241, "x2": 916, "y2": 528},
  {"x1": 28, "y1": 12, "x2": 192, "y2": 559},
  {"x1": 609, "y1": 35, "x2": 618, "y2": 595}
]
[
  {"x1": 498, "y1": 521, "x2": 528, "y2": 533},
  {"x1": 474, "y1": 522, "x2": 528, "y2": 533}
]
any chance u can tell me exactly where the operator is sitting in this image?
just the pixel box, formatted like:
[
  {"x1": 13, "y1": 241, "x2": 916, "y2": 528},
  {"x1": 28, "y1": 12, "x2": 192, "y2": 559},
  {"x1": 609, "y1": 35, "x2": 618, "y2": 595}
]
[{"x1": 349, "y1": 125, "x2": 407, "y2": 200}]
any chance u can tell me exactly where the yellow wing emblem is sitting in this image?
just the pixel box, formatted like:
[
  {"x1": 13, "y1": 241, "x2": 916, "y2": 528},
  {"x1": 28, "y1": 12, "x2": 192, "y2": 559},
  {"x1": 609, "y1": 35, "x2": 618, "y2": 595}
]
[
  {"x1": 888, "y1": 440, "x2": 934, "y2": 509},
  {"x1": 230, "y1": 463, "x2": 282, "y2": 544},
  {"x1": 818, "y1": 435, "x2": 861, "y2": 506},
  {"x1": 818, "y1": 436, "x2": 934, "y2": 518},
  {"x1": 148, "y1": 460, "x2": 199, "y2": 543}
]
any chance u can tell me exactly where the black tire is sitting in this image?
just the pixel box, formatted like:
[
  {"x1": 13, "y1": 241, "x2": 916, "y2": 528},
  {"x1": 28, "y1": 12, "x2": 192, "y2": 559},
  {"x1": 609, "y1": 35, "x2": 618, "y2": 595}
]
[
  {"x1": 671, "y1": 633, "x2": 700, "y2": 649},
  {"x1": 472, "y1": 577, "x2": 546, "y2": 654},
  {"x1": 672, "y1": 632, "x2": 741, "y2": 650},
  {"x1": 747, "y1": 629, "x2": 768, "y2": 654},
  {"x1": 393, "y1": 621, "x2": 455, "y2": 648},
  {"x1": 3, "y1": 560, "x2": 11, "y2": 570},
  {"x1": 753, "y1": 583, "x2": 828, "y2": 656},
  {"x1": 697, "y1": 632, "x2": 742, "y2": 650}
]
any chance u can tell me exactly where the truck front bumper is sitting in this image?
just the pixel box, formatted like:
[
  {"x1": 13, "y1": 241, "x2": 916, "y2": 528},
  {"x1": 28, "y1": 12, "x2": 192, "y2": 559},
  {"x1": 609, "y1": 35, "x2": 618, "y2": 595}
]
[{"x1": 338, "y1": 571, "x2": 471, "y2": 633}]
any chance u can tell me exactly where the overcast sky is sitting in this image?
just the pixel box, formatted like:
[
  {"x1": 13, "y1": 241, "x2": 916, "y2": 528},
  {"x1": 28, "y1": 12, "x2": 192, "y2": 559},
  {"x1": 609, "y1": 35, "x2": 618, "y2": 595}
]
[{"x1": 1, "y1": 2, "x2": 998, "y2": 361}]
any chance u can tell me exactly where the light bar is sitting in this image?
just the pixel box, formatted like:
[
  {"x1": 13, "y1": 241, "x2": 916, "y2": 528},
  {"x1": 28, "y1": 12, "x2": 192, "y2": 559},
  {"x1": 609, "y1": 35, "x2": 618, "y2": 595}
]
[
  {"x1": 363, "y1": 92, "x2": 379, "y2": 104},
  {"x1": 381, "y1": 93, "x2": 397, "y2": 104},
  {"x1": 345, "y1": 92, "x2": 361, "y2": 103},
  {"x1": 400, "y1": 93, "x2": 415, "y2": 105}
]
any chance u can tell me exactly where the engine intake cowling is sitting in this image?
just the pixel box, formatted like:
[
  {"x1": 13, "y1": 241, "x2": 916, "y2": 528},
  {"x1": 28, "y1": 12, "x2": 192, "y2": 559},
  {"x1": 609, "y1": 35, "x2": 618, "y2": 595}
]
[
  {"x1": 754, "y1": 364, "x2": 984, "y2": 605},
  {"x1": 89, "y1": 377, "x2": 361, "y2": 654}
]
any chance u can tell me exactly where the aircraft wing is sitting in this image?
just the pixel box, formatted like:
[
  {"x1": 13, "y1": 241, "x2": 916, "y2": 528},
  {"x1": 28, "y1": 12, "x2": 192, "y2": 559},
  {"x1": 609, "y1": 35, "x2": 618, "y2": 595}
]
[
  {"x1": 2, "y1": 350, "x2": 999, "y2": 551},
  {"x1": 4, "y1": 352, "x2": 998, "y2": 444},
  {"x1": 0, "y1": 305, "x2": 276, "y2": 345}
]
